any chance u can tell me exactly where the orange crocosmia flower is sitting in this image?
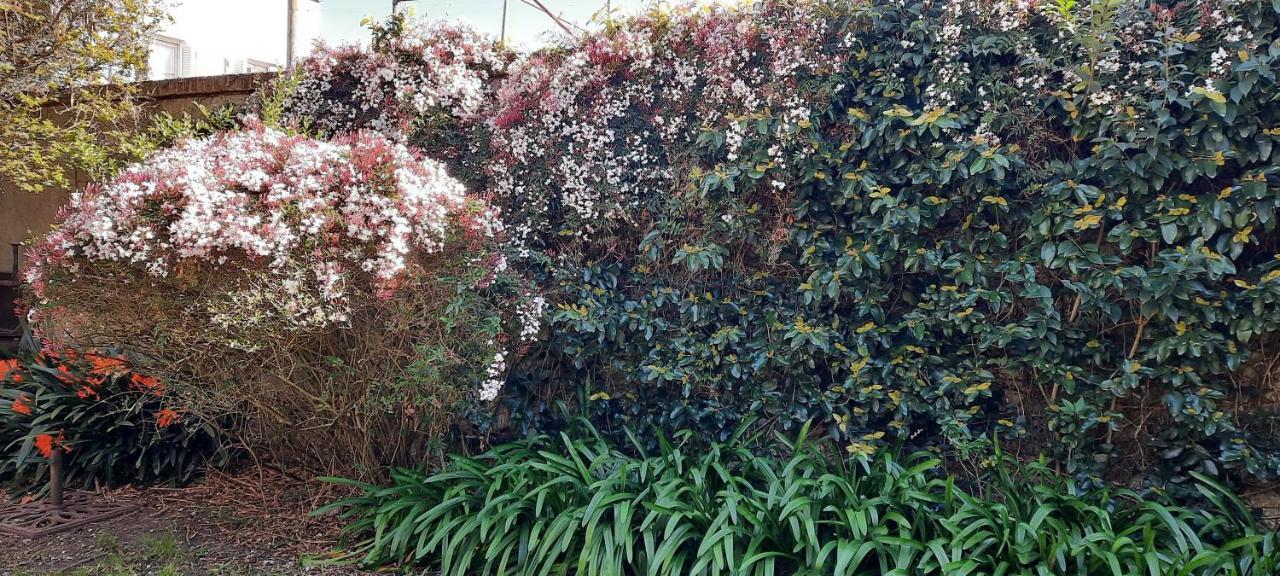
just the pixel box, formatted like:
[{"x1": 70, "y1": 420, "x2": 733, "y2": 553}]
[
  {"x1": 34, "y1": 434, "x2": 53, "y2": 458},
  {"x1": 155, "y1": 408, "x2": 181, "y2": 428},
  {"x1": 42, "y1": 346, "x2": 77, "y2": 363},
  {"x1": 0, "y1": 359, "x2": 21, "y2": 382},
  {"x1": 76, "y1": 386, "x2": 99, "y2": 400},
  {"x1": 54, "y1": 364, "x2": 78, "y2": 383},
  {"x1": 130, "y1": 374, "x2": 164, "y2": 395},
  {"x1": 34, "y1": 433, "x2": 71, "y2": 458},
  {"x1": 11, "y1": 394, "x2": 33, "y2": 415},
  {"x1": 88, "y1": 355, "x2": 128, "y2": 376}
]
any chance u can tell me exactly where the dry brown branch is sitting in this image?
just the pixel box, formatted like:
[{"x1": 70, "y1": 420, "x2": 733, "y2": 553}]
[
  {"x1": 35, "y1": 249, "x2": 505, "y2": 480},
  {"x1": 519, "y1": 0, "x2": 586, "y2": 36}
]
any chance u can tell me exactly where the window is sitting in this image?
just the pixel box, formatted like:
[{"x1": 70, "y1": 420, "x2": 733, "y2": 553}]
[
  {"x1": 242, "y1": 59, "x2": 279, "y2": 73},
  {"x1": 1, "y1": 244, "x2": 21, "y2": 344},
  {"x1": 148, "y1": 36, "x2": 182, "y2": 80}
]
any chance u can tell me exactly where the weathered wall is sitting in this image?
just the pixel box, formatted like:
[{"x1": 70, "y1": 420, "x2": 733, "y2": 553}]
[{"x1": 0, "y1": 73, "x2": 273, "y2": 275}]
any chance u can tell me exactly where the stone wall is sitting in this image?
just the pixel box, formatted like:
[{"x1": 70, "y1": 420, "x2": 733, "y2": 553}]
[{"x1": 0, "y1": 73, "x2": 274, "y2": 275}]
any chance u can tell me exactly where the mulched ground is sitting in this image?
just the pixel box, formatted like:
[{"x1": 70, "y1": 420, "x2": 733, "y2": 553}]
[
  {"x1": 0, "y1": 465, "x2": 369, "y2": 575},
  {"x1": 1245, "y1": 485, "x2": 1280, "y2": 529}
]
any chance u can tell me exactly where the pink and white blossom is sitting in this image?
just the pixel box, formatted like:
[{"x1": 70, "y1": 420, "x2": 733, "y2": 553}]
[
  {"x1": 26, "y1": 124, "x2": 498, "y2": 330},
  {"x1": 281, "y1": 21, "x2": 507, "y2": 142}
]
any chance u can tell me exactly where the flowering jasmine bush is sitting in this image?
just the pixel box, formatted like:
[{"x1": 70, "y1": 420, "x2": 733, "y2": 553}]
[
  {"x1": 24, "y1": 125, "x2": 529, "y2": 474},
  {"x1": 484, "y1": 0, "x2": 1280, "y2": 487},
  {"x1": 27, "y1": 124, "x2": 489, "y2": 327},
  {"x1": 277, "y1": 14, "x2": 510, "y2": 190},
  {"x1": 488, "y1": 1, "x2": 844, "y2": 250}
]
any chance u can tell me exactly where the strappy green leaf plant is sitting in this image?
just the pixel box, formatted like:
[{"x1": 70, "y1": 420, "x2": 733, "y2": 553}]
[{"x1": 316, "y1": 423, "x2": 1279, "y2": 575}]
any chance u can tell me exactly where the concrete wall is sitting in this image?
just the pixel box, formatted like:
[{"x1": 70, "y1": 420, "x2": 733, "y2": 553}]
[{"x1": 0, "y1": 73, "x2": 274, "y2": 276}]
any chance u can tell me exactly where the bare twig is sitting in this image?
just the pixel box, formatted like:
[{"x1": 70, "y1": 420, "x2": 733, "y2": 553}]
[{"x1": 519, "y1": 0, "x2": 586, "y2": 36}]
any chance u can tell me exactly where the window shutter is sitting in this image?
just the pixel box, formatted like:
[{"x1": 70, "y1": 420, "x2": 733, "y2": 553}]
[{"x1": 179, "y1": 44, "x2": 194, "y2": 77}]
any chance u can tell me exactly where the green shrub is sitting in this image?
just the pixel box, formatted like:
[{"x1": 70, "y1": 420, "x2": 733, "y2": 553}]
[
  {"x1": 22, "y1": 126, "x2": 534, "y2": 477},
  {"x1": 251, "y1": 2, "x2": 1280, "y2": 484},
  {"x1": 0, "y1": 349, "x2": 222, "y2": 488},
  {"x1": 317, "y1": 425, "x2": 1278, "y2": 575},
  {"x1": 481, "y1": 0, "x2": 1280, "y2": 483}
]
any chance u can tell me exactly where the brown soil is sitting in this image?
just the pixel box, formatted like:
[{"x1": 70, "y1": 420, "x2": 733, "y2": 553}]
[
  {"x1": 0, "y1": 465, "x2": 368, "y2": 575},
  {"x1": 1244, "y1": 484, "x2": 1280, "y2": 529}
]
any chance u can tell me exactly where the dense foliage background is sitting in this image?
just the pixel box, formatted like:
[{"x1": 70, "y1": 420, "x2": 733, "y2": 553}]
[
  {"x1": 481, "y1": 0, "x2": 1280, "y2": 489},
  {"x1": 21, "y1": 0, "x2": 1280, "y2": 490}
]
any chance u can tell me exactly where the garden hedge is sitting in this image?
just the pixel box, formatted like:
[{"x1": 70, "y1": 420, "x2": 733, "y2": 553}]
[
  {"x1": 23, "y1": 125, "x2": 534, "y2": 474},
  {"x1": 27, "y1": 0, "x2": 1280, "y2": 486},
  {"x1": 485, "y1": 0, "x2": 1280, "y2": 485}
]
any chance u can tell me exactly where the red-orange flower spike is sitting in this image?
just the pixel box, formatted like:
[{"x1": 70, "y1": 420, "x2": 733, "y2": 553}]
[
  {"x1": 88, "y1": 354, "x2": 128, "y2": 376},
  {"x1": 55, "y1": 364, "x2": 77, "y2": 383},
  {"x1": 76, "y1": 386, "x2": 99, "y2": 400},
  {"x1": 34, "y1": 434, "x2": 53, "y2": 458},
  {"x1": 34, "y1": 433, "x2": 70, "y2": 458},
  {"x1": 129, "y1": 373, "x2": 163, "y2": 395},
  {"x1": 11, "y1": 394, "x2": 33, "y2": 415},
  {"x1": 0, "y1": 359, "x2": 22, "y2": 382},
  {"x1": 155, "y1": 408, "x2": 181, "y2": 428}
]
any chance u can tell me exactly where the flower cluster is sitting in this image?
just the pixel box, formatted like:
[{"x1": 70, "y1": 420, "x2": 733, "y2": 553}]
[
  {"x1": 280, "y1": 20, "x2": 508, "y2": 142},
  {"x1": 2, "y1": 347, "x2": 156, "y2": 404},
  {"x1": 25, "y1": 124, "x2": 497, "y2": 330},
  {"x1": 487, "y1": 1, "x2": 848, "y2": 248},
  {"x1": 515, "y1": 294, "x2": 547, "y2": 342},
  {"x1": 477, "y1": 344, "x2": 506, "y2": 402},
  {"x1": 1, "y1": 347, "x2": 216, "y2": 485}
]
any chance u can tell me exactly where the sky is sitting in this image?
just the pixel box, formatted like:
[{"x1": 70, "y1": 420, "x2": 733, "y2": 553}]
[
  {"x1": 157, "y1": 0, "x2": 325, "y2": 76},
  {"x1": 148, "y1": 0, "x2": 698, "y2": 78},
  {"x1": 320, "y1": 0, "x2": 652, "y2": 48}
]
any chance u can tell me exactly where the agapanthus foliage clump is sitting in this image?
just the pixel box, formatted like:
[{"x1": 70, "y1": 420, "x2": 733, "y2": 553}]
[
  {"x1": 486, "y1": 0, "x2": 1280, "y2": 487},
  {"x1": 276, "y1": 14, "x2": 511, "y2": 189},
  {"x1": 322, "y1": 425, "x2": 1279, "y2": 574},
  {"x1": 24, "y1": 125, "x2": 529, "y2": 475}
]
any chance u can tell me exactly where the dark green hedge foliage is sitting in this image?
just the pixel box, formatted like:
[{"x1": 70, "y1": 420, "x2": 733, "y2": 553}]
[
  {"x1": 269, "y1": 1, "x2": 1280, "y2": 486},
  {"x1": 490, "y1": 0, "x2": 1280, "y2": 486}
]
